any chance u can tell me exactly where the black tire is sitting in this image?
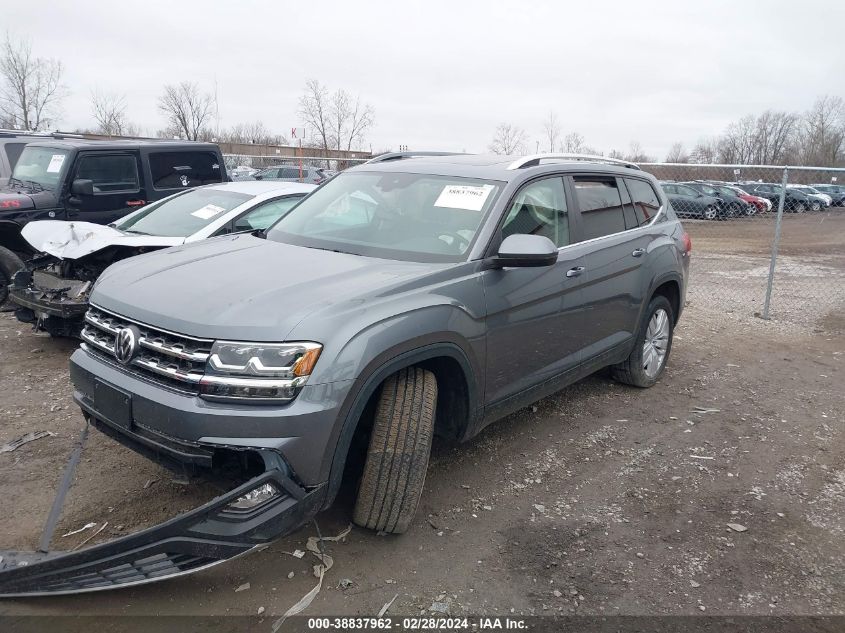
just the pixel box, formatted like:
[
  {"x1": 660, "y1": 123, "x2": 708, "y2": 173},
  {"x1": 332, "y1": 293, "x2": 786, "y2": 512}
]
[
  {"x1": 0, "y1": 245, "x2": 25, "y2": 310},
  {"x1": 810, "y1": 201, "x2": 821, "y2": 212},
  {"x1": 352, "y1": 367, "x2": 437, "y2": 534},
  {"x1": 611, "y1": 295, "x2": 674, "y2": 388},
  {"x1": 793, "y1": 201, "x2": 806, "y2": 214}
]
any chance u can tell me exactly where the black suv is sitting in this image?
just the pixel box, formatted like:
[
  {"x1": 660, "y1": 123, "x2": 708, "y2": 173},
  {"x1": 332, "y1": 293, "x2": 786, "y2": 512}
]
[
  {"x1": 0, "y1": 152, "x2": 691, "y2": 596},
  {"x1": 0, "y1": 139, "x2": 227, "y2": 305}
]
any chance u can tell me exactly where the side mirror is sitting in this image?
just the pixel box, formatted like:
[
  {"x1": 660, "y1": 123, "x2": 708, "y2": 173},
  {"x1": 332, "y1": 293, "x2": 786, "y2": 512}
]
[
  {"x1": 489, "y1": 234, "x2": 558, "y2": 269},
  {"x1": 71, "y1": 179, "x2": 94, "y2": 196}
]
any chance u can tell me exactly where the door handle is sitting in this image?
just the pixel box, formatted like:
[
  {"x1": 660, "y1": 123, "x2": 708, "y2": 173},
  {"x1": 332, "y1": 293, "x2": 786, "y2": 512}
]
[
  {"x1": 632, "y1": 248, "x2": 645, "y2": 257},
  {"x1": 126, "y1": 200, "x2": 146, "y2": 207},
  {"x1": 566, "y1": 266, "x2": 585, "y2": 278}
]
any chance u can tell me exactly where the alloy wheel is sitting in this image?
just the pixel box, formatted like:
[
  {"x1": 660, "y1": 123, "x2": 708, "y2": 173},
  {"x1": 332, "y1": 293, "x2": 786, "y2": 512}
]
[{"x1": 642, "y1": 308, "x2": 670, "y2": 379}]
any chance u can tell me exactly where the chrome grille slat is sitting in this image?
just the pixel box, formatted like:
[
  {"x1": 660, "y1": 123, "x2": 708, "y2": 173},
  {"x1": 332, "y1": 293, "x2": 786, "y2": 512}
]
[{"x1": 82, "y1": 306, "x2": 210, "y2": 394}]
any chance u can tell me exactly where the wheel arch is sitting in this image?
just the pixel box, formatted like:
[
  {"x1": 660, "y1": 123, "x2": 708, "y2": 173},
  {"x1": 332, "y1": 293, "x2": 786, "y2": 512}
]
[
  {"x1": 649, "y1": 275, "x2": 682, "y2": 324},
  {"x1": 321, "y1": 341, "x2": 479, "y2": 510}
]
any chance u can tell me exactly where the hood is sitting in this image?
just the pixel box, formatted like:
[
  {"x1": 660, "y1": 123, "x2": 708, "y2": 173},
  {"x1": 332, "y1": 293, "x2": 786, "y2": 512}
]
[
  {"x1": 22, "y1": 220, "x2": 185, "y2": 260},
  {"x1": 91, "y1": 235, "x2": 445, "y2": 341},
  {"x1": 0, "y1": 184, "x2": 59, "y2": 209},
  {"x1": 0, "y1": 191, "x2": 35, "y2": 212}
]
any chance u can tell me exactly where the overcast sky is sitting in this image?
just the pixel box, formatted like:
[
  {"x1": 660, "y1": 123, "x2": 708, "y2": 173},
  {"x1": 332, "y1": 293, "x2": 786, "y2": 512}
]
[{"x1": 7, "y1": 0, "x2": 845, "y2": 158}]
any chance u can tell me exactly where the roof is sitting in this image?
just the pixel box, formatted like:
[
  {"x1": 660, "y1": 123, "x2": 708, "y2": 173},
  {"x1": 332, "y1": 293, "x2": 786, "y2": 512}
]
[
  {"x1": 199, "y1": 180, "x2": 316, "y2": 196},
  {"x1": 348, "y1": 153, "x2": 643, "y2": 182},
  {"x1": 22, "y1": 139, "x2": 221, "y2": 150}
]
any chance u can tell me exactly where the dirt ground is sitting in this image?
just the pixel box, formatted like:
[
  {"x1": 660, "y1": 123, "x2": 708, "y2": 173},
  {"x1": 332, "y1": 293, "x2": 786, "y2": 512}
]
[{"x1": 0, "y1": 213, "x2": 843, "y2": 623}]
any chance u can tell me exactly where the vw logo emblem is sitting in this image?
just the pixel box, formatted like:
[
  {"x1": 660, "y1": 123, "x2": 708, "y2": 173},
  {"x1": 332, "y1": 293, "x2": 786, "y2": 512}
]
[{"x1": 114, "y1": 327, "x2": 139, "y2": 365}]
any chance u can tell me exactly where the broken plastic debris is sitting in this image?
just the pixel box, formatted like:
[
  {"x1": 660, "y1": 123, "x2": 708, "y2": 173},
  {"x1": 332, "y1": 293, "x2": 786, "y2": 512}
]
[
  {"x1": 378, "y1": 593, "x2": 399, "y2": 617},
  {"x1": 235, "y1": 582, "x2": 250, "y2": 592},
  {"x1": 727, "y1": 523, "x2": 748, "y2": 532},
  {"x1": 292, "y1": 549, "x2": 305, "y2": 558},
  {"x1": 71, "y1": 522, "x2": 108, "y2": 551},
  {"x1": 1, "y1": 431, "x2": 54, "y2": 453},
  {"x1": 271, "y1": 524, "x2": 352, "y2": 631},
  {"x1": 62, "y1": 522, "x2": 96, "y2": 538}
]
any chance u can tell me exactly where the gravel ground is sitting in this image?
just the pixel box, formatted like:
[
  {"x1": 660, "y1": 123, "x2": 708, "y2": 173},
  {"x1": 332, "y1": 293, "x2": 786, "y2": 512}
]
[
  {"x1": 0, "y1": 297, "x2": 842, "y2": 623},
  {"x1": 684, "y1": 209, "x2": 845, "y2": 333}
]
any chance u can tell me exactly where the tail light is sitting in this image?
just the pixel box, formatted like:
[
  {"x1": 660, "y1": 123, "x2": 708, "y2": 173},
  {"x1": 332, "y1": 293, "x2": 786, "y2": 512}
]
[{"x1": 682, "y1": 232, "x2": 692, "y2": 254}]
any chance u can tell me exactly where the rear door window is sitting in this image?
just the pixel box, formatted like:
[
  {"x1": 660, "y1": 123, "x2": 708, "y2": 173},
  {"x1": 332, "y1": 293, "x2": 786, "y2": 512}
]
[
  {"x1": 625, "y1": 178, "x2": 661, "y2": 226},
  {"x1": 149, "y1": 151, "x2": 223, "y2": 190},
  {"x1": 573, "y1": 176, "x2": 626, "y2": 241},
  {"x1": 75, "y1": 154, "x2": 140, "y2": 193}
]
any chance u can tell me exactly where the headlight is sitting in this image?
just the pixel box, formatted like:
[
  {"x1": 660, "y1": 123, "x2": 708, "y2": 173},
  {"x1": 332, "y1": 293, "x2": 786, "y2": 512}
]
[{"x1": 199, "y1": 341, "x2": 322, "y2": 403}]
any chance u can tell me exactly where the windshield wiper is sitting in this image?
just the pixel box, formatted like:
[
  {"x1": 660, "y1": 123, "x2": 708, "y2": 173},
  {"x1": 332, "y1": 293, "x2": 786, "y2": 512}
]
[
  {"x1": 19, "y1": 179, "x2": 45, "y2": 192},
  {"x1": 122, "y1": 229, "x2": 150, "y2": 236}
]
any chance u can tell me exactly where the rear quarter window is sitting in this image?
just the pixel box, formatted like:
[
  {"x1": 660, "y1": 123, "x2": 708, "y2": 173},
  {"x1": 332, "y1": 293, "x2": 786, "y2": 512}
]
[
  {"x1": 625, "y1": 178, "x2": 661, "y2": 226},
  {"x1": 149, "y1": 151, "x2": 223, "y2": 190}
]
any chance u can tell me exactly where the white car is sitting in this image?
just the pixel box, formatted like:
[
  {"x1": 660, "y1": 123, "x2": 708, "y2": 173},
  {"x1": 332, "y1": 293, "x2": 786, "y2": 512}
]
[
  {"x1": 11, "y1": 181, "x2": 315, "y2": 336},
  {"x1": 788, "y1": 184, "x2": 831, "y2": 209}
]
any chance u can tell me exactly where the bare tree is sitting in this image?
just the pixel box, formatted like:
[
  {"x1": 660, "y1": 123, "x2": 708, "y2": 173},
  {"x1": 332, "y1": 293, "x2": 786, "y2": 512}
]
[
  {"x1": 298, "y1": 79, "x2": 374, "y2": 154},
  {"x1": 0, "y1": 33, "x2": 66, "y2": 130},
  {"x1": 157, "y1": 82, "x2": 214, "y2": 141},
  {"x1": 752, "y1": 110, "x2": 798, "y2": 164},
  {"x1": 664, "y1": 142, "x2": 689, "y2": 163},
  {"x1": 91, "y1": 90, "x2": 132, "y2": 137},
  {"x1": 689, "y1": 137, "x2": 720, "y2": 164},
  {"x1": 624, "y1": 141, "x2": 653, "y2": 163},
  {"x1": 795, "y1": 96, "x2": 845, "y2": 167},
  {"x1": 221, "y1": 121, "x2": 287, "y2": 145},
  {"x1": 489, "y1": 123, "x2": 527, "y2": 155},
  {"x1": 561, "y1": 131, "x2": 586, "y2": 153},
  {"x1": 542, "y1": 112, "x2": 560, "y2": 153}
]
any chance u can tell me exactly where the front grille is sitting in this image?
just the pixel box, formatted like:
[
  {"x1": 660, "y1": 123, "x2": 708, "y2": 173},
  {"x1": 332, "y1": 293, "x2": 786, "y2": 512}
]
[{"x1": 81, "y1": 306, "x2": 212, "y2": 394}]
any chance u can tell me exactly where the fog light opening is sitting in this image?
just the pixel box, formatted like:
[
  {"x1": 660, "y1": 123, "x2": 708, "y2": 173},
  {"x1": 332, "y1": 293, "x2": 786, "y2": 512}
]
[{"x1": 226, "y1": 482, "x2": 280, "y2": 511}]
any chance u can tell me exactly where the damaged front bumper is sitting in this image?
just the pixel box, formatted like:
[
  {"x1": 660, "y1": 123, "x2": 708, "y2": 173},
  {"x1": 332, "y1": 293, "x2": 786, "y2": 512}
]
[
  {"x1": 10, "y1": 267, "x2": 91, "y2": 335},
  {"x1": 0, "y1": 466, "x2": 325, "y2": 597}
]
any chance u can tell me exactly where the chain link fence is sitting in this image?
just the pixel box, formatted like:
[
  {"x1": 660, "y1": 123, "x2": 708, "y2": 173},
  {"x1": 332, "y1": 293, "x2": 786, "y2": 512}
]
[{"x1": 639, "y1": 163, "x2": 845, "y2": 332}]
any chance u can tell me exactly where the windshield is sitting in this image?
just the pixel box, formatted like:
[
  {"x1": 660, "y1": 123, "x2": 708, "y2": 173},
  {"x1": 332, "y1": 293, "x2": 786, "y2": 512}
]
[
  {"x1": 266, "y1": 171, "x2": 502, "y2": 262},
  {"x1": 116, "y1": 187, "x2": 252, "y2": 237},
  {"x1": 10, "y1": 146, "x2": 70, "y2": 189}
]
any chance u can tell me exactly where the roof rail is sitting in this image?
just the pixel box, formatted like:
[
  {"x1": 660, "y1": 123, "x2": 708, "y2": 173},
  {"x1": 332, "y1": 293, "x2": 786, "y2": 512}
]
[
  {"x1": 506, "y1": 153, "x2": 640, "y2": 171},
  {"x1": 365, "y1": 151, "x2": 467, "y2": 164}
]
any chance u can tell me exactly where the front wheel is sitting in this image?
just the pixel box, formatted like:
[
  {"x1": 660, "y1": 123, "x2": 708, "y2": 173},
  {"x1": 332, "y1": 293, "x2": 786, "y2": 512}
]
[
  {"x1": 353, "y1": 367, "x2": 438, "y2": 534},
  {"x1": 703, "y1": 205, "x2": 719, "y2": 221},
  {"x1": 612, "y1": 295, "x2": 674, "y2": 388},
  {"x1": 0, "y1": 246, "x2": 25, "y2": 310},
  {"x1": 810, "y1": 201, "x2": 821, "y2": 211},
  {"x1": 793, "y1": 201, "x2": 807, "y2": 213}
]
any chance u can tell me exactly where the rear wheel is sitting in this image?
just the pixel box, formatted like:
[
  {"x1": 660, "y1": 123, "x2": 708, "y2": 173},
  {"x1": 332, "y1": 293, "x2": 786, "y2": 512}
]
[
  {"x1": 793, "y1": 201, "x2": 807, "y2": 213},
  {"x1": 703, "y1": 205, "x2": 719, "y2": 221},
  {"x1": 612, "y1": 295, "x2": 674, "y2": 388},
  {"x1": 810, "y1": 201, "x2": 821, "y2": 212},
  {"x1": 0, "y1": 246, "x2": 25, "y2": 310},
  {"x1": 353, "y1": 367, "x2": 438, "y2": 534}
]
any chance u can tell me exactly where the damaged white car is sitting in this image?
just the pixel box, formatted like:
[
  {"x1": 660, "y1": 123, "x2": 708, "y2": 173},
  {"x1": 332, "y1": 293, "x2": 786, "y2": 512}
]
[{"x1": 9, "y1": 180, "x2": 315, "y2": 336}]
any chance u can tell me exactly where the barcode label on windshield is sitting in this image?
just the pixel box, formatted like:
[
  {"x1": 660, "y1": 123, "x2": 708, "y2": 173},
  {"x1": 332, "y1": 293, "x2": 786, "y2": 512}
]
[{"x1": 434, "y1": 184, "x2": 494, "y2": 211}]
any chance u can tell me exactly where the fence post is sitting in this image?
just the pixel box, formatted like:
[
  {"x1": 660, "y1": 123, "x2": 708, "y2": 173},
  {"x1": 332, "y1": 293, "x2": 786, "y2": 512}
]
[{"x1": 761, "y1": 167, "x2": 789, "y2": 320}]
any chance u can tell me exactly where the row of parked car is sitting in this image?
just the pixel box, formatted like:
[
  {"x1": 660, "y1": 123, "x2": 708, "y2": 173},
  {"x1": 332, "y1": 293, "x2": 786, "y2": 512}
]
[
  {"x1": 229, "y1": 163, "x2": 335, "y2": 185},
  {"x1": 660, "y1": 179, "x2": 845, "y2": 220}
]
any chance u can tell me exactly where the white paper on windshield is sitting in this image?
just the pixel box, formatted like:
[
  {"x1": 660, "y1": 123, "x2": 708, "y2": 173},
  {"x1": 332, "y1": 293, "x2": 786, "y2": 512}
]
[
  {"x1": 46, "y1": 154, "x2": 65, "y2": 173},
  {"x1": 434, "y1": 184, "x2": 494, "y2": 211},
  {"x1": 191, "y1": 204, "x2": 227, "y2": 220}
]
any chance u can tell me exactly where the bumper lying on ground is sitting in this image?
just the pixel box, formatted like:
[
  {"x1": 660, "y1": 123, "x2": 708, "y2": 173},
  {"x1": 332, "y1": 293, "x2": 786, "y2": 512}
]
[{"x1": 0, "y1": 469, "x2": 325, "y2": 597}]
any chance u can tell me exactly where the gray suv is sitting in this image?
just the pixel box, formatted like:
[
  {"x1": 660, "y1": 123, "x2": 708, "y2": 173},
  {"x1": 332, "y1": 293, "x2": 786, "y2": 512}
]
[{"x1": 0, "y1": 153, "x2": 690, "y2": 595}]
